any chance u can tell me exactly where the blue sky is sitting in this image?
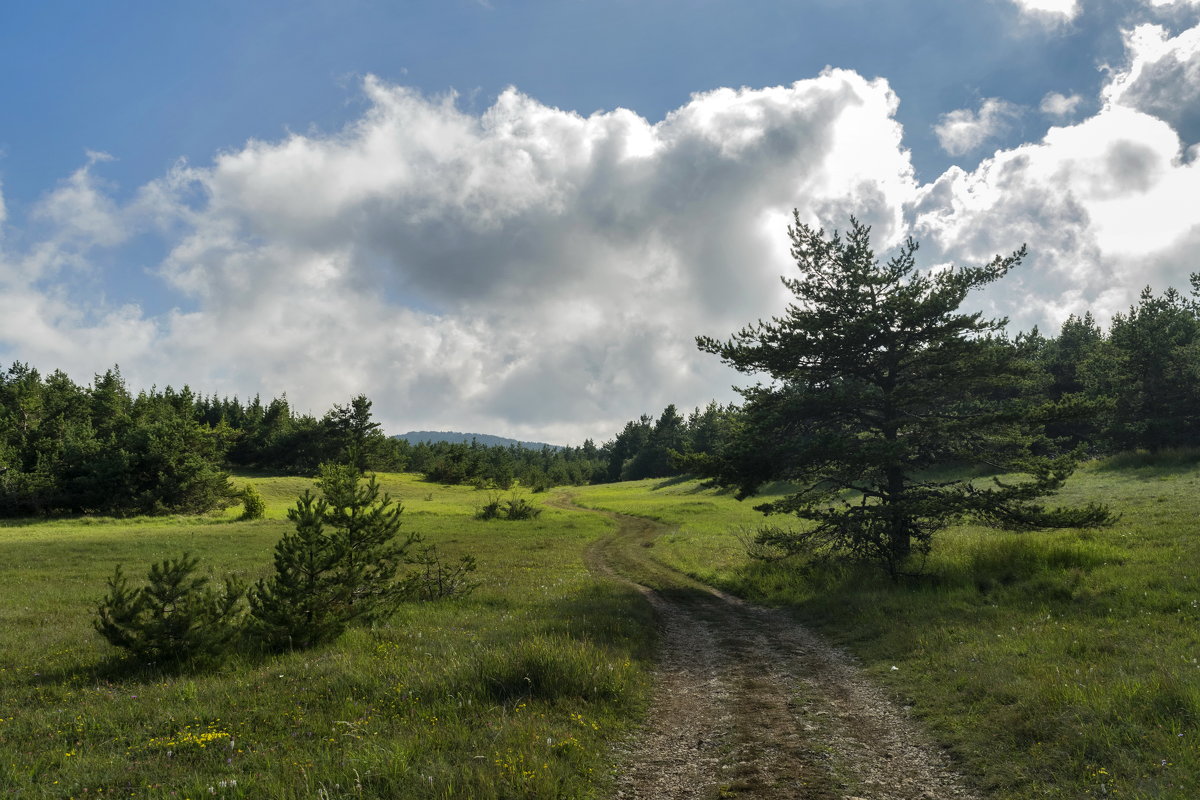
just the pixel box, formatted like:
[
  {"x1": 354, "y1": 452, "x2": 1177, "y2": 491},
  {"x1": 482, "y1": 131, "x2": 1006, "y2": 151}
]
[
  {"x1": 2, "y1": 0, "x2": 1199, "y2": 442},
  {"x1": 0, "y1": 0, "x2": 1136, "y2": 204}
]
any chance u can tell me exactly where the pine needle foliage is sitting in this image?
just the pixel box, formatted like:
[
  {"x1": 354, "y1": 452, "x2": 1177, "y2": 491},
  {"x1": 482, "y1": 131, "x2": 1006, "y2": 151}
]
[
  {"x1": 400, "y1": 544, "x2": 480, "y2": 601},
  {"x1": 693, "y1": 215, "x2": 1114, "y2": 576},
  {"x1": 94, "y1": 553, "x2": 244, "y2": 665},
  {"x1": 248, "y1": 464, "x2": 419, "y2": 651},
  {"x1": 318, "y1": 463, "x2": 419, "y2": 624},
  {"x1": 247, "y1": 490, "x2": 345, "y2": 651}
]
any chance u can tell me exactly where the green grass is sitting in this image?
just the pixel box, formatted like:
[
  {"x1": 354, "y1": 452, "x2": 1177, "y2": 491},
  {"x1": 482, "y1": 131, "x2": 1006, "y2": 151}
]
[
  {"x1": 10, "y1": 464, "x2": 1200, "y2": 799},
  {"x1": 0, "y1": 474, "x2": 654, "y2": 799},
  {"x1": 573, "y1": 463, "x2": 1200, "y2": 800}
]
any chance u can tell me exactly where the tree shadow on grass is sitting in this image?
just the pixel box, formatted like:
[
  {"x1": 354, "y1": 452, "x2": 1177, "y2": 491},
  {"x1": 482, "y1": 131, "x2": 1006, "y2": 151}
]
[
  {"x1": 25, "y1": 641, "x2": 278, "y2": 689},
  {"x1": 651, "y1": 475, "x2": 695, "y2": 490},
  {"x1": 732, "y1": 535, "x2": 1125, "y2": 666},
  {"x1": 1093, "y1": 448, "x2": 1200, "y2": 476},
  {"x1": 540, "y1": 582, "x2": 657, "y2": 657}
]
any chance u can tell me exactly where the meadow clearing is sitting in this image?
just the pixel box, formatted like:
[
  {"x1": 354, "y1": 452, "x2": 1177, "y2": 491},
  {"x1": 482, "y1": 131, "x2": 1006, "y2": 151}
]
[
  {"x1": 0, "y1": 475, "x2": 653, "y2": 799},
  {"x1": 2, "y1": 459, "x2": 1199, "y2": 799}
]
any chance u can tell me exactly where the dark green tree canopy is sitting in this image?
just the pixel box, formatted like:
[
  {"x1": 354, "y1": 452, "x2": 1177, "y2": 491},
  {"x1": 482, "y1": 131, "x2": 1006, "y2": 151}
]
[{"x1": 693, "y1": 214, "x2": 1111, "y2": 574}]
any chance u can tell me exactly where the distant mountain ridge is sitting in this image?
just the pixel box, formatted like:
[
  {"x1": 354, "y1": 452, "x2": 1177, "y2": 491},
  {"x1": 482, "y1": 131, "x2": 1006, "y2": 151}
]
[{"x1": 393, "y1": 430, "x2": 562, "y2": 450}]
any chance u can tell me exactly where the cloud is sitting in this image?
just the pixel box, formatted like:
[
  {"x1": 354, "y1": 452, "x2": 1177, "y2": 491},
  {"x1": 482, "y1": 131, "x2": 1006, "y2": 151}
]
[
  {"x1": 1009, "y1": 0, "x2": 1080, "y2": 21},
  {"x1": 2, "y1": 71, "x2": 918, "y2": 442},
  {"x1": 911, "y1": 20, "x2": 1199, "y2": 338},
  {"x1": 7, "y1": 14, "x2": 1200, "y2": 444},
  {"x1": 934, "y1": 98, "x2": 1022, "y2": 156},
  {"x1": 911, "y1": 61, "x2": 1200, "y2": 332},
  {"x1": 1040, "y1": 91, "x2": 1084, "y2": 117},
  {"x1": 1104, "y1": 23, "x2": 1200, "y2": 147}
]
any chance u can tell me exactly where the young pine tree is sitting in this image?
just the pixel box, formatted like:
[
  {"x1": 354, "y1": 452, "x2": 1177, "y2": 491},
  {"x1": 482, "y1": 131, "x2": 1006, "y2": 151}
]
[
  {"x1": 247, "y1": 490, "x2": 346, "y2": 651},
  {"x1": 319, "y1": 463, "x2": 419, "y2": 624},
  {"x1": 248, "y1": 465, "x2": 419, "y2": 650},
  {"x1": 94, "y1": 553, "x2": 243, "y2": 665}
]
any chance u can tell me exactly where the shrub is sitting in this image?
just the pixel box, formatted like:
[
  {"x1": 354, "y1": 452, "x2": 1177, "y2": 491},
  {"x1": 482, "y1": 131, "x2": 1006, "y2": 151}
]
[
  {"x1": 239, "y1": 484, "x2": 266, "y2": 520},
  {"x1": 247, "y1": 490, "x2": 346, "y2": 651},
  {"x1": 503, "y1": 496, "x2": 542, "y2": 520},
  {"x1": 476, "y1": 491, "x2": 542, "y2": 521},
  {"x1": 94, "y1": 553, "x2": 243, "y2": 666},
  {"x1": 401, "y1": 544, "x2": 479, "y2": 601},
  {"x1": 476, "y1": 493, "x2": 503, "y2": 520}
]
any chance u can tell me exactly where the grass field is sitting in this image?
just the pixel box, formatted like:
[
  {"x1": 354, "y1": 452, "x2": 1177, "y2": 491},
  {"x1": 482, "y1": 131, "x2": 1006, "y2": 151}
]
[
  {"x1": 6, "y1": 461, "x2": 1200, "y2": 799},
  {"x1": 572, "y1": 459, "x2": 1200, "y2": 800},
  {"x1": 0, "y1": 474, "x2": 654, "y2": 799}
]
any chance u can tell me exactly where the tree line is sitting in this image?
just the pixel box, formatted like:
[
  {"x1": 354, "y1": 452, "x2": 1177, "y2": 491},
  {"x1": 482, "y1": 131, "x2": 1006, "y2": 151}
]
[
  {"x1": 0, "y1": 371, "x2": 412, "y2": 515},
  {"x1": 4, "y1": 241, "x2": 1198, "y2": 526},
  {"x1": 0, "y1": 359, "x2": 738, "y2": 516}
]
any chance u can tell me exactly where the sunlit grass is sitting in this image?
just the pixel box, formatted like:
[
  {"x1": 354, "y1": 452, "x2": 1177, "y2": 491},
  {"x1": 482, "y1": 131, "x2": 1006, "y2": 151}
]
[
  {"x1": 11, "y1": 462, "x2": 1198, "y2": 798},
  {"x1": 574, "y1": 462, "x2": 1200, "y2": 800},
  {"x1": 0, "y1": 473, "x2": 653, "y2": 799}
]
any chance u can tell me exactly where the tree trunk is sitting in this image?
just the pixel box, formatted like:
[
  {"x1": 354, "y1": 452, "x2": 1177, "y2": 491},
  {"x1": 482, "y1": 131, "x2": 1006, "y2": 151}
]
[{"x1": 885, "y1": 463, "x2": 910, "y2": 573}]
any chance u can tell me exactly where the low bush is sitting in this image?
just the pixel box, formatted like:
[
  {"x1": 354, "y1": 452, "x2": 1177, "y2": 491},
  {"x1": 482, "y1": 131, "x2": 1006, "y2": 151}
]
[
  {"x1": 401, "y1": 544, "x2": 479, "y2": 601},
  {"x1": 476, "y1": 491, "x2": 543, "y2": 521},
  {"x1": 238, "y1": 484, "x2": 266, "y2": 520}
]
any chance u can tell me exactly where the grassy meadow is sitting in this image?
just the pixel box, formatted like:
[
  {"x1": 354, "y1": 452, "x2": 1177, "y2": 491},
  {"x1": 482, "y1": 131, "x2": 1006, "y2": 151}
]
[
  {"x1": 572, "y1": 458, "x2": 1200, "y2": 800},
  {"x1": 0, "y1": 475, "x2": 654, "y2": 799},
  {"x1": 5, "y1": 459, "x2": 1200, "y2": 799}
]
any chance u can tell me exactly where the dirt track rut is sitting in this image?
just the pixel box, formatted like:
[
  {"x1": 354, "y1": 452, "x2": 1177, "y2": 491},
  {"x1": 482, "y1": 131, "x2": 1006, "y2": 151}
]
[{"x1": 560, "y1": 496, "x2": 981, "y2": 800}]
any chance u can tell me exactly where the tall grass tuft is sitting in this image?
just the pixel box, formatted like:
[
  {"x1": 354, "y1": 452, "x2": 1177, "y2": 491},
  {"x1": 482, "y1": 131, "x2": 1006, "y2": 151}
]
[{"x1": 468, "y1": 635, "x2": 635, "y2": 704}]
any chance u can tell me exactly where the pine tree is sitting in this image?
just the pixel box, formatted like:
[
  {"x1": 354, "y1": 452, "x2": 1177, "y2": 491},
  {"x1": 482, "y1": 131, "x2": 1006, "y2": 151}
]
[
  {"x1": 94, "y1": 553, "x2": 243, "y2": 665},
  {"x1": 693, "y1": 215, "x2": 1112, "y2": 576},
  {"x1": 248, "y1": 465, "x2": 419, "y2": 650},
  {"x1": 319, "y1": 463, "x2": 418, "y2": 624},
  {"x1": 247, "y1": 490, "x2": 346, "y2": 650},
  {"x1": 1105, "y1": 286, "x2": 1200, "y2": 451}
]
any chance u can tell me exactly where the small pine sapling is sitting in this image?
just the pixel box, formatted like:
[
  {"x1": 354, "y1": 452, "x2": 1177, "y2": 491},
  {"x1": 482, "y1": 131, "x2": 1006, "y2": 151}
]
[
  {"x1": 401, "y1": 544, "x2": 480, "y2": 601},
  {"x1": 94, "y1": 553, "x2": 244, "y2": 666},
  {"x1": 247, "y1": 490, "x2": 345, "y2": 650},
  {"x1": 318, "y1": 464, "x2": 420, "y2": 625}
]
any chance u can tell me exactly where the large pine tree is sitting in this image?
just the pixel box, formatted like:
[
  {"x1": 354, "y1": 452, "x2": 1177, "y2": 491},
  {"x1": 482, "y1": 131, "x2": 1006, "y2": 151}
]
[{"x1": 694, "y1": 215, "x2": 1111, "y2": 575}]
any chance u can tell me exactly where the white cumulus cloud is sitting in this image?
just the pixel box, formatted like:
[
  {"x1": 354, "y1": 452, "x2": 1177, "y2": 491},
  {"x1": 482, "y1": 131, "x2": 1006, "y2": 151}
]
[
  {"x1": 934, "y1": 98, "x2": 1022, "y2": 156},
  {"x1": 911, "y1": 22, "x2": 1200, "y2": 332},
  {"x1": 1040, "y1": 91, "x2": 1084, "y2": 117},
  {"x1": 1104, "y1": 23, "x2": 1200, "y2": 147},
  {"x1": 1, "y1": 70, "x2": 918, "y2": 442},
  {"x1": 7, "y1": 13, "x2": 1200, "y2": 443},
  {"x1": 1010, "y1": 0, "x2": 1080, "y2": 20}
]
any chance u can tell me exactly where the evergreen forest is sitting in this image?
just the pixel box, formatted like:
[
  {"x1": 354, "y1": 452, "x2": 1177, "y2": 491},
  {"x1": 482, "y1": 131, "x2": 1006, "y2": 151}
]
[{"x1": 3, "y1": 269, "x2": 1200, "y2": 519}]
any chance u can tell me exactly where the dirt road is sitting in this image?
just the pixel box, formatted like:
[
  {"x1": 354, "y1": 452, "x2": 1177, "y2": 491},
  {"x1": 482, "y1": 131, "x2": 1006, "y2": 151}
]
[{"x1": 563, "y1": 497, "x2": 981, "y2": 800}]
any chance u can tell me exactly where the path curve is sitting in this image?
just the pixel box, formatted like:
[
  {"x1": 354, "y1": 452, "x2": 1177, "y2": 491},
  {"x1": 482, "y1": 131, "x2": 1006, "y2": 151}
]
[{"x1": 556, "y1": 494, "x2": 981, "y2": 800}]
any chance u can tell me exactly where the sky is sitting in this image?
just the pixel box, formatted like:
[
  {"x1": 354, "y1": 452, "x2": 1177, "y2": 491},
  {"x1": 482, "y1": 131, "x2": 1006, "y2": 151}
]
[{"x1": 2, "y1": 0, "x2": 1200, "y2": 444}]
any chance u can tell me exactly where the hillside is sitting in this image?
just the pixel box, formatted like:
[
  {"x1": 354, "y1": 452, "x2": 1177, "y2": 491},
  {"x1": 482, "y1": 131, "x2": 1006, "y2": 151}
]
[{"x1": 394, "y1": 430, "x2": 562, "y2": 450}]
